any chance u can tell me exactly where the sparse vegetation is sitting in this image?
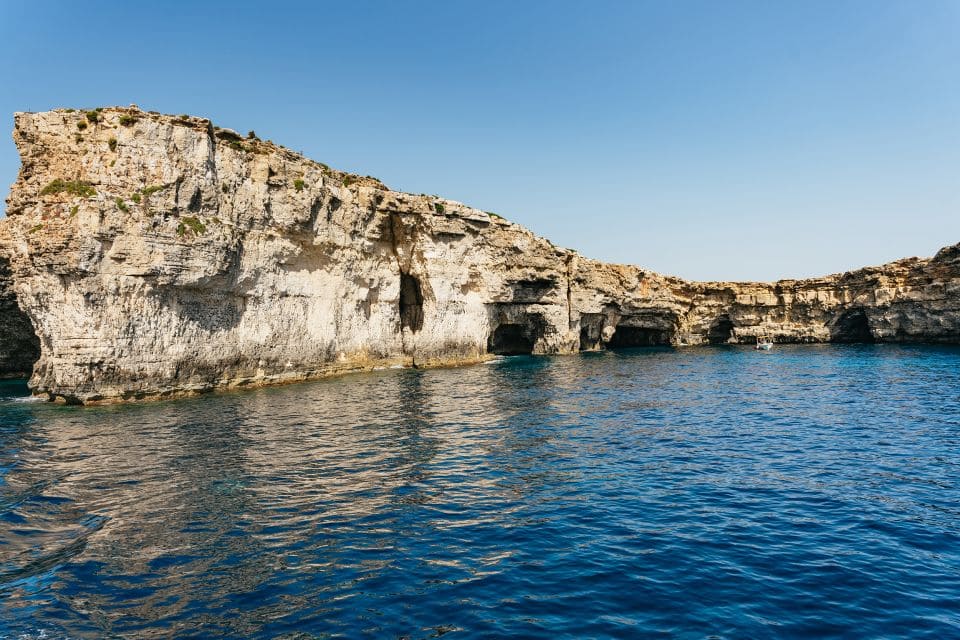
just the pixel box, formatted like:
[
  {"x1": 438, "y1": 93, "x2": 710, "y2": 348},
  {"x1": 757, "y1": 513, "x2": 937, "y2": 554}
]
[
  {"x1": 108, "y1": 137, "x2": 118, "y2": 152},
  {"x1": 141, "y1": 185, "x2": 164, "y2": 197},
  {"x1": 216, "y1": 129, "x2": 243, "y2": 142},
  {"x1": 70, "y1": 205, "x2": 79, "y2": 217},
  {"x1": 116, "y1": 197, "x2": 129, "y2": 213},
  {"x1": 85, "y1": 110, "x2": 99, "y2": 124},
  {"x1": 40, "y1": 179, "x2": 96, "y2": 198},
  {"x1": 247, "y1": 130, "x2": 258, "y2": 139},
  {"x1": 221, "y1": 184, "x2": 230, "y2": 194},
  {"x1": 294, "y1": 179, "x2": 305, "y2": 192},
  {"x1": 119, "y1": 114, "x2": 138, "y2": 127},
  {"x1": 177, "y1": 215, "x2": 206, "y2": 236},
  {"x1": 76, "y1": 120, "x2": 88, "y2": 131},
  {"x1": 486, "y1": 211, "x2": 503, "y2": 219},
  {"x1": 28, "y1": 224, "x2": 43, "y2": 234},
  {"x1": 131, "y1": 193, "x2": 141, "y2": 204},
  {"x1": 342, "y1": 175, "x2": 356, "y2": 187},
  {"x1": 74, "y1": 134, "x2": 84, "y2": 143},
  {"x1": 64, "y1": 108, "x2": 75, "y2": 113},
  {"x1": 434, "y1": 202, "x2": 445, "y2": 214}
]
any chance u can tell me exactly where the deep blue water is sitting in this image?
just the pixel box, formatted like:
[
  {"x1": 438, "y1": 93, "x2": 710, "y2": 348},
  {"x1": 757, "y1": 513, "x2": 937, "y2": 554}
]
[{"x1": 1, "y1": 345, "x2": 959, "y2": 639}]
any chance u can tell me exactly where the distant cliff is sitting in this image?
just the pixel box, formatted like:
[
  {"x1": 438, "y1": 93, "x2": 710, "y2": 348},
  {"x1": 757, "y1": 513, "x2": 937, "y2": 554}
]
[{"x1": 1, "y1": 106, "x2": 958, "y2": 403}]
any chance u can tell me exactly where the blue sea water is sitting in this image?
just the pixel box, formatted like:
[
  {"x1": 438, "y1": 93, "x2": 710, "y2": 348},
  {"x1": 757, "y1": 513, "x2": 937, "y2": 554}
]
[{"x1": 0, "y1": 345, "x2": 959, "y2": 639}]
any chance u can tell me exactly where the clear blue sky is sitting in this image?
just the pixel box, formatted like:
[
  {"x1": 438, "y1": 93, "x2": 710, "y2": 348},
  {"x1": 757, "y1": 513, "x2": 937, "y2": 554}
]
[{"x1": 2, "y1": 0, "x2": 958, "y2": 280}]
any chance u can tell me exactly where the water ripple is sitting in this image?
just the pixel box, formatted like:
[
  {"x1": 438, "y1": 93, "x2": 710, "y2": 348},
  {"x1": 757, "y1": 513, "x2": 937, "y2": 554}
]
[{"x1": 0, "y1": 345, "x2": 959, "y2": 638}]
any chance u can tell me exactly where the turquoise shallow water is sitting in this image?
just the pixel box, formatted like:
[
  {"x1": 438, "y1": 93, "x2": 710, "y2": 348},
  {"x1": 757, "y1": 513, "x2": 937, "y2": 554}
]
[{"x1": 0, "y1": 345, "x2": 959, "y2": 638}]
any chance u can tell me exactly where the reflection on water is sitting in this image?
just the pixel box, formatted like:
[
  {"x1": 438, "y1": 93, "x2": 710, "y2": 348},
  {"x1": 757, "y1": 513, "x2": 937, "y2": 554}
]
[{"x1": 1, "y1": 345, "x2": 960, "y2": 638}]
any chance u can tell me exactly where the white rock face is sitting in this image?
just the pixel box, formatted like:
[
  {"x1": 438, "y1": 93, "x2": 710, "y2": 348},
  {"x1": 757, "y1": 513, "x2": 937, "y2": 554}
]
[{"x1": 1, "y1": 107, "x2": 958, "y2": 403}]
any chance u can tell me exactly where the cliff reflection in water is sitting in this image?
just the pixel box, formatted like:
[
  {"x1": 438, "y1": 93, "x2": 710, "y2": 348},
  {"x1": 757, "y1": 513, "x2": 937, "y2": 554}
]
[
  {"x1": 2, "y1": 346, "x2": 960, "y2": 638},
  {"x1": 2, "y1": 359, "x2": 586, "y2": 637}
]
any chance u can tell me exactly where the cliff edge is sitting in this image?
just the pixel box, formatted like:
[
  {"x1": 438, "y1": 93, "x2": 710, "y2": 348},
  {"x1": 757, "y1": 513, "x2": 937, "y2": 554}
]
[{"x1": 2, "y1": 106, "x2": 958, "y2": 403}]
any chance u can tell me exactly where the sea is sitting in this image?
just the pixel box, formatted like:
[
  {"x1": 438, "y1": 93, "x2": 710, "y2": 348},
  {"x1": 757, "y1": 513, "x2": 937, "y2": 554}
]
[{"x1": 1, "y1": 344, "x2": 958, "y2": 638}]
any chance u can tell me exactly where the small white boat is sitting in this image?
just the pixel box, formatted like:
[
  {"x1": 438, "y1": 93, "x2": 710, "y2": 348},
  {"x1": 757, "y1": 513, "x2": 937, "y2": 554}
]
[{"x1": 755, "y1": 335, "x2": 773, "y2": 351}]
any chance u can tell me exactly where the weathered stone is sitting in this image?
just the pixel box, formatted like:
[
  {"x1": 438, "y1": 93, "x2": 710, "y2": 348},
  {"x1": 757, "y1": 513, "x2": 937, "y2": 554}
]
[{"x1": 1, "y1": 106, "x2": 957, "y2": 404}]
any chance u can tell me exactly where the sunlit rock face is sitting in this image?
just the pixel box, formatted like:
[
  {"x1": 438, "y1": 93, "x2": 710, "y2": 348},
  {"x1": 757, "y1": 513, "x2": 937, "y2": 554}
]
[{"x1": 2, "y1": 106, "x2": 958, "y2": 403}]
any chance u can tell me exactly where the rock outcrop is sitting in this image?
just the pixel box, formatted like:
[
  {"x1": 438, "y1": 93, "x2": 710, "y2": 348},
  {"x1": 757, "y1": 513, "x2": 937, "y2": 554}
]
[{"x1": 2, "y1": 106, "x2": 958, "y2": 403}]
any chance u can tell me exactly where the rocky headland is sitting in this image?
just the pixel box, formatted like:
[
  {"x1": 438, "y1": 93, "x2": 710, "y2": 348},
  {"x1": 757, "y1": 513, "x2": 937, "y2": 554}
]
[{"x1": 1, "y1": 106, "x2": 958, "y2": 404}]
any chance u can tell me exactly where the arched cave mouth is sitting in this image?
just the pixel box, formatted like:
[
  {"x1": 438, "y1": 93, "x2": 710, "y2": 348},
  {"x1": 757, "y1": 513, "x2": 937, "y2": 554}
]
[
  {"x1": 607, "y1": 325, "x2": 673, "y2": 348},
  {"x1": 707, "y1": 316, "x2": 735, "y2": 345},
  {"x1": 0, "y1": 303, "x2": 41, "y2": 384},
  {"x1": 488, "y1": 324, "x2": 535, "y2": 355},
  {"x1": 578, "y1": 313, "x2": 605, "y2": 351},
  {"x1": 0, "y1": 257, "x2": 40, "y2": 386},
  {"x1": 831, "y1": 308, "x2": 875, "y2": 343},
  {"x1": 399, "y1": 272, "x2": 424, "y2": 333}
]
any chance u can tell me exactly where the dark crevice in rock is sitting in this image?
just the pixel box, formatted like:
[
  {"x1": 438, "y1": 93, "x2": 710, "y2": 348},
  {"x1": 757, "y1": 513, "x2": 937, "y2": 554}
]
[
  {"x1": 309, "y1": 197, "x2": 323, "y2": 227},
  {"x1": 0, "y1": 258, "x2": 40, "y2": 378},
  {"x1": 508, "y1": 277, "x2": 559, "y2": 304},
  {"x1": 187, "y1": 187, "x2": 202, "y2": 213},
  {"x1": 326, "y1": 195, "x2": 341, "y2": 222},
  {"x1": 399, "y1": 272, "x2": 424, "y2": 333}
]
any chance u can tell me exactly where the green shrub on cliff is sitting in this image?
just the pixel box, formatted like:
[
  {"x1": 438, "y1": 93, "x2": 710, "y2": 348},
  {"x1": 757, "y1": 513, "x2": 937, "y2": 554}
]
[
  {"x1": 294, "y1": 179, "x2": 305, "y2": 192},
  {"x1": 76, "y1": 120, "x2": 87, "y2": 131},
  {"x1": 141, "y1": 185, "x2": 164, "y2": 197},
  {"x1": 434, "y1": 202, "x2": 445, "y2": 214},
  {"x1": 342, "y1": 175, "x2": 355, "y2": 187},
  {"x1": 115, "y1": 198, "x2": 129, "y2": 213},
  {"x1": 85, "y1": 111, "x2": 99, "y2": 124},
  {"x1": 40, "y1": 179, "x2": 96, "y2": 198},
  {"x1": 177, "y1": 216, "x2": 206, "y2": 236},
  {"x1": 119, "y1": 114, "x2": 138, "y2": 127},
  {"x1": 108, "y1": 137, "x2": 118, "y2": 152}
]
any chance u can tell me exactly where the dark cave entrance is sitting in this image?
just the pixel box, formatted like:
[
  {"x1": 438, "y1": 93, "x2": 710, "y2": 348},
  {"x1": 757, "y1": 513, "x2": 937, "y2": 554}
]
[
  {"x1": 0, "y1": 260, "x2": 40, "y2": 379},
  {"x1": 578, "y1": 313, "x2": 605, "y2": 351},
  {"x1": 399, "y1": 273, "x2": 424, "y2": 333},
  {"x1": 607, "y1": 325, "x2": 672, "y2": 348},
  {"x1": 831, "y1": 308, "x2": 875, "y2": 343},
  {"x1": 707, "y1": 316, "x2": 735, "y2": 345},
  {"x1": 488, "y1": 324, "x2": 535, "y2": 355}
]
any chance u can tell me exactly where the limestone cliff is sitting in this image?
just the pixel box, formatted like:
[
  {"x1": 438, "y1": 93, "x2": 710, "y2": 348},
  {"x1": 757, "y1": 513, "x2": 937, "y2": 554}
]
[{"x1": 1, "y1": 106, "x2": 958, "y2": 403}]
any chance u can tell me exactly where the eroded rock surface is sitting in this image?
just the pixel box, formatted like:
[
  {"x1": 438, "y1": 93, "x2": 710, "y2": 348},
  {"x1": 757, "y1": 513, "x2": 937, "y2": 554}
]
[{"x1": 2, "y1": 107, "x2": 958, "y2": 403}]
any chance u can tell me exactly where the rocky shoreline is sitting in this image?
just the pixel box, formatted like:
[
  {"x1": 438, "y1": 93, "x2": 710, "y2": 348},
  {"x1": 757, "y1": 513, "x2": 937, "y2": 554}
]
[{"x1": 1, "y1": 106, "x2": 958, "y2": 404}]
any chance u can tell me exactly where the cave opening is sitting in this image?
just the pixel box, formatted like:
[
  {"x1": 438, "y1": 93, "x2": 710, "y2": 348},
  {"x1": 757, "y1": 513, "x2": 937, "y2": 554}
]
[
  {"x1": 399, "y1": 272, "x2": 424, "y2": 333},
  {"x1": 607, "y1": 325, "x2": 672, "y2": 348},
  {"x1": 707, "y1": 316, "x2": 735, "y2": 345},
  {"x1": 488, "y1": 324, "x2": 535, "y2": 355},
  {"x1": 0, "y1": 262, "x2": 40, "y2": 381},
  {"x1": 578, "y1": 313, "x2": 605, "y2": 351},
  {"x1": 831, "y1": 308, "x2": 875, "y2": 343}
]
